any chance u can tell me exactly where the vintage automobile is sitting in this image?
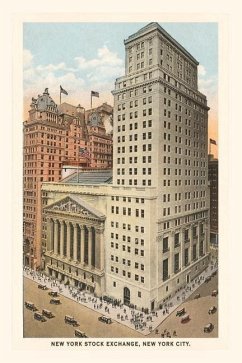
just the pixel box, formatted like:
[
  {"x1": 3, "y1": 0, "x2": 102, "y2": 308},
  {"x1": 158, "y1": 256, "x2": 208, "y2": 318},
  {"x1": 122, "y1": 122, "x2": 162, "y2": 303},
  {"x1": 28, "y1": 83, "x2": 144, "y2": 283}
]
[
  {"x1": 50, "y1": 298, "x2": 61, "y2": 305},
  {"x1": 194, "y1": 293, "x2": 200, "y2": 299},
  {"x1": 208, "y1": 306, "x2": 217, "y2": 315},
  {"x1": 38, "y1": 284, "x2": 48, "y2": 290},
  {"x1": 48, "y1": 291, "x2": 58, "y2": 297},
  {"x1": 205, "y1": 276, "x2": 211, "y2": 283},
  {"x1": 42, "y1": 309, "x2": 55, "y2": 318},
  {"x1": 98, "y1": 316, "x2": 112, "y2": 324},
  {"x1": 74, "y1": 329, "x2": 88, "y2": 338},
  {"x1": 176, "y1": 307, "x2": 186, "y2": 317},
  {"x1": 34, "y1": 312, "x2": 47, "y2": 322},
  {"x1": 25, "y1": 301, "x2": 38, "y2": 311},
  {"x1": 181, "y1": 314, "x2": 190, "y2": 323},
  {"x1": 204, "y1": 323, "x2": 214, "y2": 333},
  {"x1": 64, "y1": 315, "x2": 79, "y2": 326},
  {"x1": 211, "y1": 270, "x2": 217, "y2": 277},
  {"x1": 211, "y1": 289, "x2": 218, "y2": 297}
]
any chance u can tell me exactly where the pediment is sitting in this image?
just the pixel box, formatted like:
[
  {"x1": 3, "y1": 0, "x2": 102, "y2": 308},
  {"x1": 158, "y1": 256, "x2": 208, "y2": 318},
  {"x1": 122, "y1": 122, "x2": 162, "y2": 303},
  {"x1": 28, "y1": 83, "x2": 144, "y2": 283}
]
[{"x1": 44, "y1": 195, "x2": 105, "y2": 221}]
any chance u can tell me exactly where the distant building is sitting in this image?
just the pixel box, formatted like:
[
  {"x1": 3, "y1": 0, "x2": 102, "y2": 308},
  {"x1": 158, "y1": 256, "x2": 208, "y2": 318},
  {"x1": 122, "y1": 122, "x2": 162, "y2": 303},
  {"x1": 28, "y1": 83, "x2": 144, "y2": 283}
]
[
  {"x1": 208, "y1": 154, "x2": 218, "y2": 245},
  {"x1": 85, "y1": 103, "x2": 113, "y2": 169}
]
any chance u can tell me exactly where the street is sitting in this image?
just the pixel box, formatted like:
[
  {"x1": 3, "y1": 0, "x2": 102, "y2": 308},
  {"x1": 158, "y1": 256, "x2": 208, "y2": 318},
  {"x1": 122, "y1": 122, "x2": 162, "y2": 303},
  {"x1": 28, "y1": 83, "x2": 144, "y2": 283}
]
[{"x1": 24, "y1": 272, "x2": 218, "y2": 338}]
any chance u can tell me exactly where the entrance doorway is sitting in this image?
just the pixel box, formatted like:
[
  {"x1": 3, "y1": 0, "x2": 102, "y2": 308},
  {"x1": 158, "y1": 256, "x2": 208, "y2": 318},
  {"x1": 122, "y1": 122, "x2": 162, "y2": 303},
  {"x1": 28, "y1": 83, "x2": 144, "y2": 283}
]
[
  {"x1": 123, "y1": 287, "x2": 130, "y2": 305},
  {"x1": 151, "y1": 300, "x2": 155, "y2": 311},
  {"x1": 186, "y1": 274, "x2": 190, "y2": 283}
]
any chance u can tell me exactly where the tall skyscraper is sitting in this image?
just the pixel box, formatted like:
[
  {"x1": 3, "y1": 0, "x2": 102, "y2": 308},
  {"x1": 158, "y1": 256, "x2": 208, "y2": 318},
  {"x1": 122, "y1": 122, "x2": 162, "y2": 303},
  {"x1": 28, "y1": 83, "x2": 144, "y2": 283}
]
[{"x1": 108, "y1": 22, "x2": 210, "y2": 309}]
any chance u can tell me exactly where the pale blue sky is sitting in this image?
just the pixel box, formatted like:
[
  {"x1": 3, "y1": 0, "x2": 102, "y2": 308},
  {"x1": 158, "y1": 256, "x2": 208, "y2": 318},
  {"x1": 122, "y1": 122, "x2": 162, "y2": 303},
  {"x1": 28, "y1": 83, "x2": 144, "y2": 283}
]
[
  {"x1": 23, "y1": 21, "x2": 218, "y2": 137},
  {"x1": 24, "y1": 22, "x2": 217, "y2": 76}
]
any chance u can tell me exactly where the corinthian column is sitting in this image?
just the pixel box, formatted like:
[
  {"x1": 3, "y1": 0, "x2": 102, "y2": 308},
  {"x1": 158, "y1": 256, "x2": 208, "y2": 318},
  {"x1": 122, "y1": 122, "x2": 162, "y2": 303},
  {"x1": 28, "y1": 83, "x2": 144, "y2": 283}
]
[
  {"x1": 87, "y1": 227, "x2": 93, "y2": 268},
  {"x1": 73, "y1": 223, "x2": 78, "y2": 262},
  {"x1": 54, "y1": 220, "x2": 58, "y2": 254},
  {"x1": 80, "y1": 226, "x2": 85, "y2": 264},
  {"x1": 60, "y1": 220, "x2": 64, "y2": 257},
  {"x1": 66, "y1": 222, "x2": 71, "y2": 259}
]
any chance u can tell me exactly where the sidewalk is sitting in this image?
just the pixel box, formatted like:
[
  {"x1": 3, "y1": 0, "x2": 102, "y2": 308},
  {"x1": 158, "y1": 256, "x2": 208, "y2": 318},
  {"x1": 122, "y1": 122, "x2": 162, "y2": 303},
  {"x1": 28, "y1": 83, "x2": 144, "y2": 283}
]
[{"x1": 23, "y1": 257, "x2": 218, "y2": 336}]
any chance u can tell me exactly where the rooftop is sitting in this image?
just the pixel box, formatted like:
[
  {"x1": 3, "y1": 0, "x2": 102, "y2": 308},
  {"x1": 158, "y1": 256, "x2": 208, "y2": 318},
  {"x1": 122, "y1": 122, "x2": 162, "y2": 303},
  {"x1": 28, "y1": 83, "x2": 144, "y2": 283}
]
[
  {"x1": 61, "y1": 169, "x2": 113, "y2": 185},
  {"x1": 124, "y1": 22, "x2": 199, "y2": 65}
]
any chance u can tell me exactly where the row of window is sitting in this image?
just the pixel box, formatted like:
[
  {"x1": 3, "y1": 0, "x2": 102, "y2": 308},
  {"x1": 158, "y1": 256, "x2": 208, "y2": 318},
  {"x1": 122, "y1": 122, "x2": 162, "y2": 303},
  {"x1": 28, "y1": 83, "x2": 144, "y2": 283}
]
[
  {"x1": 162, "y1": 243, "x2": 204, "y2": 280},
  {"x1": 111, "y1": 255, "x2": 145, "y2": 270},
  {"x1": 163, "y1": 201, "x2": 206, "y2": 216},
  {"x1": 116, "y1": 179, "x2": 152, "y2": 186},
  {"x1": 110, "y1": 243, "x2": 145, "y2": 256},
  {"x1": 111, "y1": 206, "x2": 145, "y2": 218},
  {"x1": 111, "y1": 267, "x2": 145, "y2": 283},
  {"x1": 117, "y1": 85, "x2": 153, "y2": 100},
  {"x1": 117, "y1": 119, "x2": 153, "y2": 132},
  {"x1": 117, "y1": 144, "x2": 153, "y2": 154},
  {"x1": 117, "y1": 132, "x2": 152, "y2": 143},
  {"x1": 110, "y1": 225, "x2": 145, "y2": 233}
]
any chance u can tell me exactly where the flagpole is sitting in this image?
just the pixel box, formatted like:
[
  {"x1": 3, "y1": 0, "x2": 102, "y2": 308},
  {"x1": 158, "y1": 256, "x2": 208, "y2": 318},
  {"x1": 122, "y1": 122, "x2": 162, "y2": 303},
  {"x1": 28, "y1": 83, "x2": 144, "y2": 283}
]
[
  {"x1": 60, "y1": 90, "x2": 61, "y2": 105},
  {"x1": 91, "y1": 94, "x2": 92, "y2": 109}
]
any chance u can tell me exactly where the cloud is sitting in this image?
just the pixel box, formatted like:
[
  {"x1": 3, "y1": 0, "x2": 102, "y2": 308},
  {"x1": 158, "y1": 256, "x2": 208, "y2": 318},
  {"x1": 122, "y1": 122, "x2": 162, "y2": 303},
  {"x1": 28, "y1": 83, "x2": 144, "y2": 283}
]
[
  {"x1": 23, "y1": 45, "x2": 124, "y2": 119},
  {"x1": 198, "y1": 64, "x2": 206, "y2": 77},
  {"x1": 75, "y1": 45, "x2": 123, "y2": 70},
  {"x1": 23, "y1": 49, "x2": 33, "y2": 69},
  {"x1": 74, "y1": 45, "x2": 124, "y2": 89}
]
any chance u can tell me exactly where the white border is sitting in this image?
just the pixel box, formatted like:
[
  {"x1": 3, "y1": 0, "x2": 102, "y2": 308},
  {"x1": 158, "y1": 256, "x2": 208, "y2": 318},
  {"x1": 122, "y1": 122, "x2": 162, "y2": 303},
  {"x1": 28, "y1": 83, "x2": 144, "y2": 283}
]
[{"x1": 1, "y1": 0, "x2": 242, "y2": 362}]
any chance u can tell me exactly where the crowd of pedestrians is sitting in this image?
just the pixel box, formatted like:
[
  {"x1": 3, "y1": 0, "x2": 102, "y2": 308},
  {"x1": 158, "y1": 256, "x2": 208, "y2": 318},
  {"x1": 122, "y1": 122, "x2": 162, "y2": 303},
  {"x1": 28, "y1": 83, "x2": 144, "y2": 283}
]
[{"x1": 24, "y1": 256, "x2": 218, "y2": 336}]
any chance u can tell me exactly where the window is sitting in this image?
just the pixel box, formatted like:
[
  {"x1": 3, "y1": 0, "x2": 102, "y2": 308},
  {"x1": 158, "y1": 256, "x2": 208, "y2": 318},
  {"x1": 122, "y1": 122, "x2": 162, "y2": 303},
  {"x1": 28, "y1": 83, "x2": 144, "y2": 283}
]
[
  {"x1": 174, "y1": 233, "x2": 180, "y2": 247},
  {"x1": 184, "y1": 248, "x2": 189, "y2": 266},
  {"x1": 174, "y1": 253, "x2": 180, "y2": 273},
  {"x1": 193, "y1": 244, "x2": 197, "y2": 260},
  {"x1": 163, "y1": 258, "x2": 169, "y2": 281},
  {"x1": 163, "y1": 237, "x2": 169, "y2": 253}
]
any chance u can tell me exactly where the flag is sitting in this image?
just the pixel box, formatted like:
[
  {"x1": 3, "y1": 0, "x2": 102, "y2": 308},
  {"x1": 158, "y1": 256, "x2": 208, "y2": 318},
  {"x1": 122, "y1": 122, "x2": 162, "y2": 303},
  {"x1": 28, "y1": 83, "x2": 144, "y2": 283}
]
[
  {"x1": 79, "y1": 147, "x2": 90, "y2": 159},
  {"x1": 60, "y1": 85, "x2": 68, "y2": 95},
  {"x1": 91, "y1": 91, "x2": 99, "y2": 98},
  {"x1": 209, "y1": 138, "x2": 217, "y2": 145}
]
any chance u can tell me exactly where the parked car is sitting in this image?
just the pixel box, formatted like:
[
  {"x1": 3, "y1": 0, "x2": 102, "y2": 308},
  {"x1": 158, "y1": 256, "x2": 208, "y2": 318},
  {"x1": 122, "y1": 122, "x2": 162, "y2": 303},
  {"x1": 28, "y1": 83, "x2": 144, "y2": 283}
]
[
  {"x1": 205, "y1": 276, "x2": 211, "y2": 283},
  {"x1": 181, "y1": 314, "x2": 190, "y2": 323},
  {"x1": 64, "y1": 315, "x2": 79, "y2": 326},
  {"x1": 204, "y1": 323, "x2": 214, "y2": 333},
  {"x1": 74, "y1": 329, "x2": 88, "y2": 338},
  {"x1": 211, "y1": 289, "x2": 218, "y2": 297},
  {"x1": 50, "y1": 298, "x2": 61, "y2": 305},
  {"x1": 48, "y1": 291, "x2": 58, "y2": 297},
  {"x1": 42, "y1": 309, "x2": 55, "y2": 318},
  {"x1": 98, "y1": 316, "x2": 112, "y2": 324},
  {"x1": 176, "y1": 307, "x2": 186, "y2": 317},
  {"x1": 25, "y1": 301, "x2": 38, "y2": 311},
  {"x1": 34, "y1": 312, "x2": 46, "y2": 322},
  {"x1": 194, "y1": 293, "x2": 200, "y2": 299},
  {"x1": 208, "y1": 306, "x2": 217, "y2": 315},
  {"x1": 211, "y1": 270, "x2": 217, "y2": 277},
  {"x1": 38, "y1": 284, "x2": 48, "y2": 290}
]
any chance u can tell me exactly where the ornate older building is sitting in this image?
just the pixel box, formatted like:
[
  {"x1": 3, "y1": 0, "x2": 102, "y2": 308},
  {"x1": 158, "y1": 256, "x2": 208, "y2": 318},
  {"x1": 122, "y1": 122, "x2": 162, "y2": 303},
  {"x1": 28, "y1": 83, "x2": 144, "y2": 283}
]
[{"x1": 23, "y1": 90, "x2": 89, "y2": 268}]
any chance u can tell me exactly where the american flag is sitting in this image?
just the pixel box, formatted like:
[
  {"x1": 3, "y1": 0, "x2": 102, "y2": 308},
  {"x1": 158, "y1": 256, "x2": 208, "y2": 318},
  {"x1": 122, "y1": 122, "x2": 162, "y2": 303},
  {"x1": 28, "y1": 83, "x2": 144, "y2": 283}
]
[{"x1": 79, "y1": 147, "x2": 90, "y2": 159}]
